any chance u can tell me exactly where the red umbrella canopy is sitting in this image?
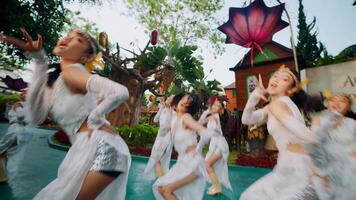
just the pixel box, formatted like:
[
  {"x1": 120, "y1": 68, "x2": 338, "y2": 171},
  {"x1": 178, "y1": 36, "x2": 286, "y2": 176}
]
[{"x1": 218, "y1": 0, "x2": 289, "y2": 65}]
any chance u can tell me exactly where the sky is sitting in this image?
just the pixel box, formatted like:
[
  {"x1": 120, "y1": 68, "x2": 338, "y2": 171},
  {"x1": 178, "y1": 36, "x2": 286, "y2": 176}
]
[{"x1": 64, "y1": 0, "x2": 356, "y2": 87}]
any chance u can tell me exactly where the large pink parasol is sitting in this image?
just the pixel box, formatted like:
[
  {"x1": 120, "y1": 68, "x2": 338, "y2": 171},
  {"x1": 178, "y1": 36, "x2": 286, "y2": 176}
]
[{"x1": 218, "y1": 0, "x2": 289, "y2": 66}]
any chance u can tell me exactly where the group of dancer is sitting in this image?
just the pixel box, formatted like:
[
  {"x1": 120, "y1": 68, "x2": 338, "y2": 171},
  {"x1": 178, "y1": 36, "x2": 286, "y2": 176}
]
[
  {"x1": 0, "y1": 28, "x2": 355, "y2": 200},
  {"x1": 239, "y1": 68, "x2": 356, "y2": 200},
  {"x1": 144, "y1": 94, "x2": 232, "y2": 200}
]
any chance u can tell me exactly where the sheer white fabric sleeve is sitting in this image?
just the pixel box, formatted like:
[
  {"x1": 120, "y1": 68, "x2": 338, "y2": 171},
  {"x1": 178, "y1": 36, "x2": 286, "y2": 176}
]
[
  {"x1": 86, "y1": 74, "x2": 129, "y2": 129},
  {"x1": 206, "y1": 115, "x2": 223, "y2": 135},
  {"x1": 24, "y1": 50, "x2": 52, "y2": 125},
  {"x1": 198, "y1": 109, "x2": 210, "y2": 125},
  {"x1": 196, "y1": 117, "x2": 220, "y2": 153},
  {"x1": 196, "y1": 128, "x2": 219, "y2": 153},
  {"x1": 311, "y1": 111, "x2": 343, "y2": 141},
  {"x1": 241, "y1": 88, "x2": 265, "y2": 125},
  {"x1": 154, "y1": 104, "x2": 164, "y2": 123},
  {"x1": 157, "y1": 109, "x2": 172, "y2": 136},
  {"x1": 278, "y1": 116, "x2": 315, "y2": 143}
]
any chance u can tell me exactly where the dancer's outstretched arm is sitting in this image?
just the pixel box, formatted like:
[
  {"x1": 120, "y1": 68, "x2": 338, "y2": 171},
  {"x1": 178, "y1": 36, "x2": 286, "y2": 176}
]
[
  {"x1": 157, "y1": 110, "x2": 172, "y2": 136},
  {"x1": 241, "y1": 75, "x2": 268, "y2": 125},
  {"x1": 62, "y1": 68, "x2": 129, "y2": 130},
  {"x1": 206, "y1": 115, "x2": 223, "y2": 135},
  {"x1": 198, "y1": 109, "x2": 210, "y2": 125},
  {"x1": 154, "y1": 102, "x2": 164, "y2": 123},
  {"x1": 182, "y1": 114, "x2": 219, "y2": 153},
  {"x1": 0, "y1": 29, "x2": 51, "y2": 125}
]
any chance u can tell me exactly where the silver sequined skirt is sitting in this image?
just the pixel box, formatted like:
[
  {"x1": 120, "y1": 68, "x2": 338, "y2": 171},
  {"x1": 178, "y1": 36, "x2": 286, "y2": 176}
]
[{"x1": 90, "y1": 138, "x2": 126, "y2": 173}]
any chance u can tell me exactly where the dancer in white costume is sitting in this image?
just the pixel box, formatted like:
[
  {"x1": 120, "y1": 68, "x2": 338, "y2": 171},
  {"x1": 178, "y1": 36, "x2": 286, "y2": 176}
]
[
  {"x1": 0, "y1": 101, "x2": 29, "y2": 156},
  {"x1": 153, "y1": 93, "x2": 218, "y2": 200},
  {"x1": 144, "y1": 96, "x2": 175, "y2": 179},
  {"x1": 0, "y1": 29, "x2": 131, "y2": 200},
  {"x1": 309, "y1": 94, "x2": 356, "y2": 200},
  {"x1": 0, "y1": 93, "x2": 32, "y2": 182},
  {"x1": 199, "y1": 98, "x2": 231, "y2": 195},
  {"x1": 240, "y1": 67, "x2": 317, "y2": 200}
]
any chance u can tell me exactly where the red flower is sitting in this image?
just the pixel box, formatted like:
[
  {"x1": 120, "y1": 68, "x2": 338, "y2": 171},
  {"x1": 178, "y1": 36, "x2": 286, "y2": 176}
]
[
  {"x1": 236, "y1": 153, "x2": 276, "y2": 169},
  {"x1": 54, "y1": 130, "x2": 71, "y2": 146}
]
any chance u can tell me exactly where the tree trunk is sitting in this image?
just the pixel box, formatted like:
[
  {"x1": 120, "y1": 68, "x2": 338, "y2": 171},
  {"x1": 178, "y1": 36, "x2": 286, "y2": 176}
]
[{"x1": 107, "y1": 68, "x2": 145, "y2": 127}]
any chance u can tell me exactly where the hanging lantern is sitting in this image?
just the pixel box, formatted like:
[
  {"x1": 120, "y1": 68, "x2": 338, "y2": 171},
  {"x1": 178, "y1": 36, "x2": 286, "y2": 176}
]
[
  {"x1": 218, "y1": 0, "x2": 289, "y2": 66},
  {"x1": 150, "y1": 30, "x2": 158, "y2": 45}
]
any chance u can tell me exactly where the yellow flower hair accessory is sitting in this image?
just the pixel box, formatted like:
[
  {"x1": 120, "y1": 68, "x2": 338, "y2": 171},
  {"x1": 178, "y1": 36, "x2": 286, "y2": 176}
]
[
  {"x1": 86, "y1": 52, "x2": 105, "y2": 72},
  {"x1": 277, "y1": 64, "x2": 299, "y2": 85},
  {"x1": 322, "y1": 89, "x2": 333, "y2": 100},
  {"x1": 295, "y1": 79, "x2": 310, "y2": 92}
]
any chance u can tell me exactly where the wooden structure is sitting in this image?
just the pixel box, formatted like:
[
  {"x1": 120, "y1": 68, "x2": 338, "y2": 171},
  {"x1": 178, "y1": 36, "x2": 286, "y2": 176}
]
[
  {"x1": 224, "y1": 82, "x2": 238, "y2": 111},
  {"x1": 229, "y1": 41, "x2": 303, "y2": 111}
]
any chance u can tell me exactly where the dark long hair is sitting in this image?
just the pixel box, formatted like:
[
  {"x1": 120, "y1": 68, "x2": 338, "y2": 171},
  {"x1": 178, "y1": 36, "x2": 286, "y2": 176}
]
[
  {"x1": 172, "y1": 92, "x2": 201, "y2": 116},
  {"x1": 47, "y1": 63, "x2": 61, "y2": 88},
  {"x1": 288, "y1": 69, "x2": 325, "y2": 121},
  {"x1": 46, "y1": 30, "x2": 99, "y2": 87}
]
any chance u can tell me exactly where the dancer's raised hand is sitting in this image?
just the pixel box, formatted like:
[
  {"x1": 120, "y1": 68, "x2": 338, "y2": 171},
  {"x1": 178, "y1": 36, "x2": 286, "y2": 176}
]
[
  {"x1": 0, "y1": 28, "x2": 42, "y2": 52},
  {"x1": 250, "y1": 74, "x2": 268, "y2": 102}
]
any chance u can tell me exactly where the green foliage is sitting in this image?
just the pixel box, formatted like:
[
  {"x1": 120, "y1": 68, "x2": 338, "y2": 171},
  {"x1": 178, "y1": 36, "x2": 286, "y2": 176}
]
[
  {"x1": 0, "y1": 0, "x2": 69, "y2": 60},
  {"x1": 171, "y1": 44, "x2": 204, "y2": 83},
  {"x1": 63, "y1": 10, "x2": 100, "y2": 38},
  {"x1": 0, "y1": 0, "x2": 101, "y2": 68},
  {"x1": 296, "y1": 0, "x2": 324, "y2": 67},
  {"x1": 123, "y1": 0, "x2": 225, "y2": 55},
  {"x1": 141, "y1": 95, "x2": 148, "y2": 106},
  {"x1": 136, "y1": 47, "x2": 168, "y2": 69},
  {"x1": 0, "y1": 44, "x2": 25, "y2": 70},
  {"x1": 313, "y1": 53, "x2": 348, "y2": 67},
  {"x1": 0, "y1": 93, "x2": 20, "y2": 114},
  {"x1": 114, "y1": 124, "x2": 158, "y2": 147}
]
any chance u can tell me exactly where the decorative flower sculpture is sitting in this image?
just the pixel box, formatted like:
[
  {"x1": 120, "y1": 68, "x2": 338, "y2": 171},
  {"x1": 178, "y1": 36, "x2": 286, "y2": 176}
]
[
  {"x1": 85, "y1": 52, "x2": 105, "y2": 72},
  {"x1": 218, "y1": 0, "x2": 289, "y2": 65},
  {"x1": 1, "y1": 75, "x2": 28, "y2": 91}
]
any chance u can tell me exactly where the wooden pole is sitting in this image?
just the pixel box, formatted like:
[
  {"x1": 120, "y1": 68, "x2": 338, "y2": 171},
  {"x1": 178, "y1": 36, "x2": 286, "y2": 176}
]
[{"x1": 276, "y1": 0, "x2": 299, "y2": 72}]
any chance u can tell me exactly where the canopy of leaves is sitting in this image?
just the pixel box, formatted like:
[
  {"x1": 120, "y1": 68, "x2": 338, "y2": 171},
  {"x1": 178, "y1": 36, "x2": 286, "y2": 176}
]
[
  {"x1": 0, "y1": 0, "x2": 101, "y2": 68},
  {"x1": 0, "y1": 0, "x2": 69, "y2": 59},
  {"x1": 123, "y1": 0, "x2": 225, "y2": 55}
]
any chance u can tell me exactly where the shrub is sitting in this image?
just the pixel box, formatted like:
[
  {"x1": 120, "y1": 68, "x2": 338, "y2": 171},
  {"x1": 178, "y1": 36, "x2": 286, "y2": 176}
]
[
  {"x1": 114, "y1": 124, "x2": 158, "y2": 147},
  {"x1": 0, "y1": 93, "x2": 20, "y2": 114}
]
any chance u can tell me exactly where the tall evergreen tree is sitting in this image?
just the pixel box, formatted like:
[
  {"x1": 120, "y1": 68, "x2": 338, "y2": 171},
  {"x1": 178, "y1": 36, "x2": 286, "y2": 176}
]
[{"x1": 296, "y1": 0, "x2": 324, "y2": 67}]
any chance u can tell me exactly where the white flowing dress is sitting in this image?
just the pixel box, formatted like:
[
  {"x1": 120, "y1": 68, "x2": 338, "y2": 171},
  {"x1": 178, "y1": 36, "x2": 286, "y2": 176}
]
[
  {"x1": 25, "y1": 50, "x2": 131, "y2": 200},
  {"x1": 0, "y1": 102, "x2": 32, "y2": 181},
  {"x1": 0, "y1": 103, "x2": 30, "y2": 154},
  {"x1": 204, "y1": 113, "x2": 231, "y2": 191},
  {"x1": 153, "y1": 113, "x2": 206, "y2": 200},
  {"x1": 240, "y1": 96, "x2": 313, "y2": 200},
  {"x1": 309, "y1": 114, "x2": 356, "y2": 200},
  {"x1": 144, "y1": 105, "x2": 174, "y2": 180}
]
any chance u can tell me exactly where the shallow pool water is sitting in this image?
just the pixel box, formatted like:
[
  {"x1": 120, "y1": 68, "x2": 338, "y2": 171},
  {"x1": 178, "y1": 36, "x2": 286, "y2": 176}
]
[{"x1": 0, "y1": 123, "x2": 270, "y2": 200}]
